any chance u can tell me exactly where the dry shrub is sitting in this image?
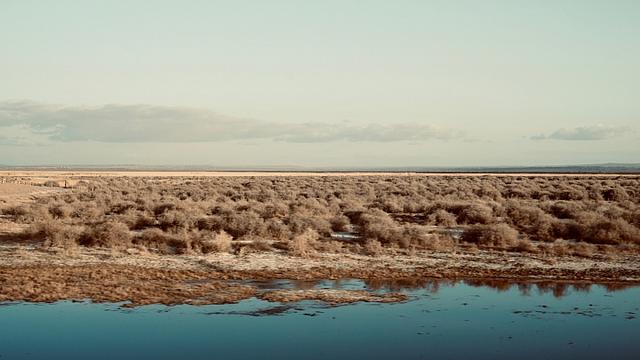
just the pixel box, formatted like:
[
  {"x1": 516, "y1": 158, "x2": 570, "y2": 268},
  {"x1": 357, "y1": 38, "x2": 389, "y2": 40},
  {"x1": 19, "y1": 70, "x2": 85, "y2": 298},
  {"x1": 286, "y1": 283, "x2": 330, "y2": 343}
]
[
  {"x1": 5, "y1": 204, "x2": 51, "y2": 223},
  {"x1": 548, "y1": 219, "x2": 582, "y2": 241},
  {"x1": 175, "y1": 230, "x2": 207, "y2": 255},
  {"x1": 249, "y1": 238, "x2": 273, "y2": 252},
  {"x1": 601, "y1": 186, "x2": 629, "y2": 202},
  {"x1": 43, "y1": 180, "x2": 59, "y2": 187},
  {"x1": 1, "y1": 205, "x2": 29, "y2": 218},
  {"x1": 134, "y1": 228, "x2": 176, "y2": 254},
  {"x1": 539, "y1": 239, "x2": 598, "y2": 258},
  {"x1": 504, "y1": 202, "x2": 555, "y2": 241},
  {"x1": 630, "y1": 209, "x2": 640, "y2": 227},
  {"x1": 426, "y1": 209, "x2": 457, "y2": 227},
  {"x1": 158, "y1": 209, "x2": 195, "y2": 232},
  {"x1": 30, "y1": 219, "x2": 82, "y2": 248},
  {"x1": 72, "y1": 205, "x2": 103, "y2": 222},
  {"x1": 196, "y1": 216, "x2": 223, "y2": 232},
  {"x1": 542, "y1": 240, "x2": 575, "y2": 257},
  {"x1": 354, "y1": 209, "x2": 401, "y2": 244},
  {"x1": 315, "y1": 240, "x2": 344, "y2": 253},
  {"x1": 289, "y1": 228, "x2": 318, "y2": 257},
  {"x1": 456, "y1": 203, "x2": 495, "y2": 225},
  {"x1": 462, "y1": 224, "x2": 519, "y2": 248},
  {"x1": 362, "y1": 224, "x2": 403, "y2": 246},
  {"x1": 421, "y1": 233, "x2": 456, "y2": 251},
  {"x1": 153, "y1": 202, "x2": 178, "y2": 216},
  {"x1": 548, "y1": 201, "x2": 584, "y2": 220},
  {"x1": 131, "y1": 212, "x2": 156, "y2": 230},
  {"x1": 203, "y1": 230, "x2": 233, "y2": 253},
  {"x1": 222, "y1": 210, "x2": 266, "y2": 239},
  {"x1": 363, "y1": 239, "x2": 384, "y2": 256},
  {"x1": 379, "y1": 198, "x2": 403, "y2": 213},
  {"x1": 396, "y1": 225, "x2": 426, "y2": 248},
  {"x1": 133, "y1": 228, "x2": 195, "y2": 254},
  {"x1": 287, "y1": 213, "x2": 332, "y2": 237},
  {"x1": 264, "y1": 219, "x2": 292, "y2": 241},
  {"x1": 582, "y1": 218, "x2": 639, "y2": 245},
  {"x1": 571, "y1": 242, "x2": 597, "y2": 257},
  {"x1": 554, "y1": 184, "x2": 588, "y2": 201},
  {"x1": 79, "y1": 221, "x2": 132, "y2": 248},
  {"x1": 108, "y1": 201, "x2": 137, "y2": 215},
  {"x1": 357, "y1": 209, "x2": 454, "y2": 249},
  {"x1": 330, "y1": 215, "x2": 351, "y2": 232},
  {"x1": 389, "y1": 225, "x2": 456, "y2": 250},
  {"x1": 511, "y1": 240, "x2": 538, "y2": 253}
]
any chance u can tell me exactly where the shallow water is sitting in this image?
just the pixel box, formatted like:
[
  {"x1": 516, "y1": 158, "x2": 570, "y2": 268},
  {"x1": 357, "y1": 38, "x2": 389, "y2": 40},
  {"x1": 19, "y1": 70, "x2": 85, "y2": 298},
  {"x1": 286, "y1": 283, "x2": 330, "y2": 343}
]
[{"x1": 1, "y1": 280, "x2": 638, "y2": 359}]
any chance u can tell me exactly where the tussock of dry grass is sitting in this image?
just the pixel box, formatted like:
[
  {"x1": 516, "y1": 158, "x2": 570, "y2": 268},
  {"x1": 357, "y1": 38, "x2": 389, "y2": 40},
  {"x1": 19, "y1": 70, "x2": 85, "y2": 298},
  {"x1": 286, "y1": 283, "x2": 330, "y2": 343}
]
[{"x1": 206, "y1": 230, "x2": 233, "y2": 253}]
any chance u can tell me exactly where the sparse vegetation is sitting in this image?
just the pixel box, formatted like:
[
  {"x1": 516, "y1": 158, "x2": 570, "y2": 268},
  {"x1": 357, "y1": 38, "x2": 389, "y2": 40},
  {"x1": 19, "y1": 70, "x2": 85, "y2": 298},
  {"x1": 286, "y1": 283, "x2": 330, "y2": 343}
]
[{"x1": 1, "y1": 174, "x2": 639, "y2": 257}]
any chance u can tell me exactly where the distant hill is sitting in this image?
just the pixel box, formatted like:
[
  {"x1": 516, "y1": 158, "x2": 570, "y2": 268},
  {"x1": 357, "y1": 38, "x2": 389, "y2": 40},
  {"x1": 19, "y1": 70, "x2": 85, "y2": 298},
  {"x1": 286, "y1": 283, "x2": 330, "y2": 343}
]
[
  {"x1": 367, "y1": 163, "x2": 640, "y2": 174},
  {"x1": 1, "y1": 163, "x2": 639, "y2": 173}
]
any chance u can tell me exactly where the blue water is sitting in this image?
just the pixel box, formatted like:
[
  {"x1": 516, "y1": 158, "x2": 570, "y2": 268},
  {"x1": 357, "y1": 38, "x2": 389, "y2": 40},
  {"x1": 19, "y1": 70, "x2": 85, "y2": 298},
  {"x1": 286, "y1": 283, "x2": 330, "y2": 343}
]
[{"x1": 0, "y1": 280, "x2": 638, "y2": 359}]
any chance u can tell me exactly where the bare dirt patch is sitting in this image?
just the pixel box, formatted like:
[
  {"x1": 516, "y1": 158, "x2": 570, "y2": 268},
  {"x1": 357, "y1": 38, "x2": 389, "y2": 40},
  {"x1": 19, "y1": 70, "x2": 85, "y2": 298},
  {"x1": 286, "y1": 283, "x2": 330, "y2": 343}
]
[{"x1": 0, "y1": 183, "x2": 64, "y2": 206}]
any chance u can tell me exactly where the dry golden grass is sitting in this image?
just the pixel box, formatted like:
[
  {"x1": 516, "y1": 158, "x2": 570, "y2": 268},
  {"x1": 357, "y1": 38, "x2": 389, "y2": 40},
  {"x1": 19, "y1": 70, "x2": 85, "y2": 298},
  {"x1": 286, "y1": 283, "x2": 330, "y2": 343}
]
[{"x1": 208, "y1": 230, "x2": 233, "y2": 253}]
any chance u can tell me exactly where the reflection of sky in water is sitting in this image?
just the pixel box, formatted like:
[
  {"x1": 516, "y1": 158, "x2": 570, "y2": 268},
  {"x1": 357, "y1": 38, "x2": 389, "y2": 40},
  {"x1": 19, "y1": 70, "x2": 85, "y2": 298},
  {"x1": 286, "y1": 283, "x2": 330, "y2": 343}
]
[{"x1": 0, "y1": 281, "x2": 638, "y2": 360}]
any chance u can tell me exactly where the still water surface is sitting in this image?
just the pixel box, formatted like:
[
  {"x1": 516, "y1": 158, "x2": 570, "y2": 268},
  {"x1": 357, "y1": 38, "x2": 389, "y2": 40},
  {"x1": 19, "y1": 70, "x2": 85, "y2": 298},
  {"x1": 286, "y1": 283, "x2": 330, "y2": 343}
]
[{"x1": 1, "y1": 279, "x2": 638, "y2": 359}]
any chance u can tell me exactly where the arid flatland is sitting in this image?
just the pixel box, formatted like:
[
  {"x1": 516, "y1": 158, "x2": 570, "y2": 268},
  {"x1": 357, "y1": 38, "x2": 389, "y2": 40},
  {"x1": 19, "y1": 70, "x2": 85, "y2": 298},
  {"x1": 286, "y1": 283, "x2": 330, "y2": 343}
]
[{"x1": 1, "y1": 171, "x2": 639, "y2": 306}]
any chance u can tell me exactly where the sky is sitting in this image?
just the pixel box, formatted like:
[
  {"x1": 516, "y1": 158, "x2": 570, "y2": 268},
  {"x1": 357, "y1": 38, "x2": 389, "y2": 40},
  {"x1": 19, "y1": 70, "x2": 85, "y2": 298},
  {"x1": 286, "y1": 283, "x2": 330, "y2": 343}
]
[{"x1": 1, "y1": 0, "x2": 638, "y2": 167}]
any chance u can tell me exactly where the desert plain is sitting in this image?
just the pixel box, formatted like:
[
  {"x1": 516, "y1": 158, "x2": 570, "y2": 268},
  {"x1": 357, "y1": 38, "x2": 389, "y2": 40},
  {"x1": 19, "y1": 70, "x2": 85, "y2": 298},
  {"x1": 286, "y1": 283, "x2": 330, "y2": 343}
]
[{"x1": 1, "y1": 171, "x2": 639, "y2": 306}]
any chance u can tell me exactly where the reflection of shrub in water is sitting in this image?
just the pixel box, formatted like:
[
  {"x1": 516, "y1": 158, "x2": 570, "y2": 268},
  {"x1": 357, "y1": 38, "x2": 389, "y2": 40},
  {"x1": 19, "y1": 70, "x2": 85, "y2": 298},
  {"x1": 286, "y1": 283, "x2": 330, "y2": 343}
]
[{"x1": 364, "y1": 278, "x2": 628, "y2": 299}]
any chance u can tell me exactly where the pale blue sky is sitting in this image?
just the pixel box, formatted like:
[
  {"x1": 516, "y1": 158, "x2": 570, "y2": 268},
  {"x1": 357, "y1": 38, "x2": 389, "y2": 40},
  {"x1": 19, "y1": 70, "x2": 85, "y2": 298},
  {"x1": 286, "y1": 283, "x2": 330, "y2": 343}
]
[{"x1": 1, "y1": 0, "x2": 638, "y2": 166}]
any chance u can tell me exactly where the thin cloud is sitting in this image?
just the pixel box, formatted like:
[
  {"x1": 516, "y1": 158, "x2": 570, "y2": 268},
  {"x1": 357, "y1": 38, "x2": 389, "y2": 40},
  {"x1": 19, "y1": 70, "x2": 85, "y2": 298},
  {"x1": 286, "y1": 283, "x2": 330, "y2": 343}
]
[
  {"x1": 0, "y1": 124, "x2": 50, "y2": 146},
  {"x1": 531, "y1": 125, "x2": 630, "y2": 141},
  {"x1": 0, "y1": 134, "x2": 28, "y2": 146},
  {"x1": 0, "y1": 100, "x2": 458, "y2": 143}
]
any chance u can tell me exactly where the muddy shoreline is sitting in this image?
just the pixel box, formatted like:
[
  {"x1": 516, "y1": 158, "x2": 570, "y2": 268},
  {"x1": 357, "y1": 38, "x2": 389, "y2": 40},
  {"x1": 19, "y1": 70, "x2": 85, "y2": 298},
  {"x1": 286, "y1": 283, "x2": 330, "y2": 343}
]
[{"x1": 1, "y1": 245, "x2": 639, "y2": 307}]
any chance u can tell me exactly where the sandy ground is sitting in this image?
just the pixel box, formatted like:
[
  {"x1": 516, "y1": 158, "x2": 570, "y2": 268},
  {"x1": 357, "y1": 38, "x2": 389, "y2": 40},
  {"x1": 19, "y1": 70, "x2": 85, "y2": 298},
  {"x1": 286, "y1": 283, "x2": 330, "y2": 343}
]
[{"x1": 0, "y1": 183, "x2": 65, "y2": 206}]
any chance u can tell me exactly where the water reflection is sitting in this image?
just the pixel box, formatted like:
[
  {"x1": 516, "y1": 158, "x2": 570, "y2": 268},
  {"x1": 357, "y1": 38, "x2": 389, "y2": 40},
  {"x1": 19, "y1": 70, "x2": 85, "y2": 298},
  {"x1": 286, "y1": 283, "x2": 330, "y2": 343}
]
[
  {"x1": 1, "y1": 279, "x2": 638, "y2": 360},
  {"x1": 245, "y1": 278, "x2": 639, "y2": 299},
  {"x1": 372, "y1": 278, "x2": 639, "y2": 298}
]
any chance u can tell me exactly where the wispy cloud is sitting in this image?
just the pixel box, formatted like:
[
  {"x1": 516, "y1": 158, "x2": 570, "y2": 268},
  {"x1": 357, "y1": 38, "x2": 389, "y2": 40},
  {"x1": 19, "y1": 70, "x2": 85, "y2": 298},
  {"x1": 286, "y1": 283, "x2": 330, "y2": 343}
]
[
  {"x1": 531, "y1": 125, "x2": 630, "y2": 141},
  {"x1": 0, "y1": 100, "x2": 460, "y2": 144},
  {"x1": 0, "y1": 134, "x2": 28, "y2": 146},
  {"x1": 0, "y1": 124, "x2": 51, "y2": 146}
]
